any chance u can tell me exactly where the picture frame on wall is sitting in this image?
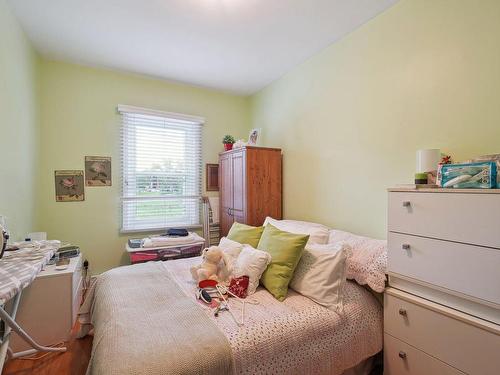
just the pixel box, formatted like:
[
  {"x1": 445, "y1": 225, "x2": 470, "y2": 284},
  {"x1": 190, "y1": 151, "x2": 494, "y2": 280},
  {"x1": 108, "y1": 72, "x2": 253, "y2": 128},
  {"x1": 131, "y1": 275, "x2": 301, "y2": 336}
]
[
  {"x1": 206, "y1": 163, "x2": 219, "y2": 191},
  {"x1": 55, "y1": 170, "x2": 85, "y2": 202},
  {"x1": 85, "y1": 156, "x2": 112, "y2": 186},
  {"x1": 248, "y1": 128, "x2": 261, "y2": 146}
]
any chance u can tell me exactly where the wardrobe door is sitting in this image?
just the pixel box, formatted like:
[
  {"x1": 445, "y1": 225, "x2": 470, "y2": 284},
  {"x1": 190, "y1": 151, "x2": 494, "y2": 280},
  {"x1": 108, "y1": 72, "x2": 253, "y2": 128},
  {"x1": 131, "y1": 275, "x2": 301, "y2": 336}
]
[
  {"x1": 245, "y1": 147, "x2": 282, "y2": 226},
  {"x1": 219, "y1": 152, "x2": 234, "y2": 236},
  {"x1": 231, "y1": 150, "x2": 246, "y2": 224}
]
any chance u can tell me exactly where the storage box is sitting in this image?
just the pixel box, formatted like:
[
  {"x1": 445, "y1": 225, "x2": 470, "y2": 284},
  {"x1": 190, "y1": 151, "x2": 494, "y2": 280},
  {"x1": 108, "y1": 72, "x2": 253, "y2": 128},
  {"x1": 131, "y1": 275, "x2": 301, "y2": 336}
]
[
  {"x1": 126, "y1": 242, "x2": 205, "y2": 264},
  {"x1": 438, "y1": 161, "x2": 497, "y2": 188}
]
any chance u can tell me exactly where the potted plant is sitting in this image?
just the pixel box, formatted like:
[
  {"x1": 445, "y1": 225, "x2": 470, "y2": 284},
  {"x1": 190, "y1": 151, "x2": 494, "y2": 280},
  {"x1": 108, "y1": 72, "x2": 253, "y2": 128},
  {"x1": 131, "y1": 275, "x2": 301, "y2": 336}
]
[{"x1": 222, "y1": 135, "x2": 235, "y2": 151}]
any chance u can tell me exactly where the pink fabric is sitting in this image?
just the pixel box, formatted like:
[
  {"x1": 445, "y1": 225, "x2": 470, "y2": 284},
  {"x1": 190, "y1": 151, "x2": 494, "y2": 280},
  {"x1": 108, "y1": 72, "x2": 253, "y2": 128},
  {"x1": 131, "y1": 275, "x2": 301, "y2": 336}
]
[{"x1": 328, "y1": 230, "x2": 387, "y2": 293}]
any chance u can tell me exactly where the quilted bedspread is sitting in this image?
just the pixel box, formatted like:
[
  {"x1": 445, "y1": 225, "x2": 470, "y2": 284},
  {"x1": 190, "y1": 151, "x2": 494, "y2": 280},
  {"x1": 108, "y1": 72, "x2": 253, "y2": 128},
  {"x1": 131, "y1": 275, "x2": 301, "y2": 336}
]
[
  {"x1": 165, "y1": 257, "x2": 383, "y2": 375},
  {"x1": 82, "y1": 257, "x2": 382, "y2": 375},
  {"x1": 82, "y1": 262, "x2": 234, "y2": 375}
]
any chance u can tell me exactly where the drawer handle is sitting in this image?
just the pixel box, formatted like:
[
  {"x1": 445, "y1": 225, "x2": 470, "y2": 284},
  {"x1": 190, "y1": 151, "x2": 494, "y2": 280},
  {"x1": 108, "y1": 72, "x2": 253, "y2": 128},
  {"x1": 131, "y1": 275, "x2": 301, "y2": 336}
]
[
  {"x1": 398, "y1": 308, "x2": 407, "y2": 316},
  {"x1": 402, "y1": 244, "x2": 410, "y2": 250},
  {"x1": 398, "y1": 351, "x2": 407, "y2": 359},
  {"x1": 402, "y1": 201, "x2": 411, "y2": 207}
]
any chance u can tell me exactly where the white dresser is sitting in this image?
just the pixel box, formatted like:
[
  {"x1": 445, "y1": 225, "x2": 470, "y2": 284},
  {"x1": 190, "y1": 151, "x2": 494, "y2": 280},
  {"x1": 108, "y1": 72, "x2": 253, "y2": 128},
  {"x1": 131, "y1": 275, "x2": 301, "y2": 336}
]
[
  {"x1": 384, "y1": 188, "x2": 500, "y2": 375},
  {"x1": 8, "y1": 255, "x2": 83, "y2": 352}
]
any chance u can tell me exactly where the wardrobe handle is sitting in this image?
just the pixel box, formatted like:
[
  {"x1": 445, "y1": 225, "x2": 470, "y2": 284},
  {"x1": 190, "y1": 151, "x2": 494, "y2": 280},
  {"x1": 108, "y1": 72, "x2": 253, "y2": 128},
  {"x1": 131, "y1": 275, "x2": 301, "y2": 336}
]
[
  {"x1": 398, "y1": 308, "x2": 407, "y2": 316},
  {"x1": 402, "y1": 201, "x2": 411, "y2": 207},
  {"x1": 227, "y1": 208, "x2": 233, "y2": 216},
  {"x1": 402, "y1": 244, "x2": 410, "y2": 250},
  {"x1": 398, "y1": 351, "x2": 407, "y2": 359}
]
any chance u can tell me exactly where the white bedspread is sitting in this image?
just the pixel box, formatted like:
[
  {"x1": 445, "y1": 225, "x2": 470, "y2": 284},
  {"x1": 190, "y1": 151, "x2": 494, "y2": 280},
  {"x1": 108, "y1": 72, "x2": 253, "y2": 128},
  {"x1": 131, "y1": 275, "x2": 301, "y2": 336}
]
[
  {"x1": 83, "y1": 262, "x2": 234, "y2": 375},
  {"x1": 164, "y1": 257, "x2": 383, "y2": 375}
]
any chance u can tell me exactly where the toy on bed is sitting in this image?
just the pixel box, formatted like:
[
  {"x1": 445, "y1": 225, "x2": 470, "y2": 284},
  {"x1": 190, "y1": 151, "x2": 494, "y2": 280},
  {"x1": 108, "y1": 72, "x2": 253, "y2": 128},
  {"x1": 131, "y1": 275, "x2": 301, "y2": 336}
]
[{"x1": 190, "y1": 246, "x2": 229, "y2": 282}]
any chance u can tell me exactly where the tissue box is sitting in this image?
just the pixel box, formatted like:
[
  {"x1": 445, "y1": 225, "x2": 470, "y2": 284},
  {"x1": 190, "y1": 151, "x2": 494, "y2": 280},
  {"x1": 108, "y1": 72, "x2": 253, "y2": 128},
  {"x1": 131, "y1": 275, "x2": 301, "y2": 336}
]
[{"x1": 438, "y1": 162, "x2": 497, "y2": 189}]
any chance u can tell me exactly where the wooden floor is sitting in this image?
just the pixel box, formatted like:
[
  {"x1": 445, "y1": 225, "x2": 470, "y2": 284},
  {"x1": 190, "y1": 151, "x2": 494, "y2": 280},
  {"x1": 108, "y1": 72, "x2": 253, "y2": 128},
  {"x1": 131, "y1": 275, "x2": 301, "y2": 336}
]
[{"x1": 2, "y1": 324, "x2": 92, "y2": 375}]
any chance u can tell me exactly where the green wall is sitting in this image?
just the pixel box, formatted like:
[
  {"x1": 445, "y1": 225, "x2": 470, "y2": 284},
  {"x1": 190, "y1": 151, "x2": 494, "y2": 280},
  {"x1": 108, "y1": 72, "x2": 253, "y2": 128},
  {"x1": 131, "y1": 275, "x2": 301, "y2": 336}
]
[
  {"x1": 251, "y1": 0, "x2": 500, "y2": 239},
  {"x1": 4, "y1": 0, "x2": 500, "y2": 272},
  {"x1": 0, "y1": 0, "x2": 39, "y2": 240},
  {"x1": 37, "y1": 60, "x2": 250, "y2": 274}
]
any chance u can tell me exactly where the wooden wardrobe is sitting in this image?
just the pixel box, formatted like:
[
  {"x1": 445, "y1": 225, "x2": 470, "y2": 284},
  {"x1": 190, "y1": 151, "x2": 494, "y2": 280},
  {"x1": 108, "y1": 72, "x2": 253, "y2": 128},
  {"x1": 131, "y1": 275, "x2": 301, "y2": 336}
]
[{"x1": 219, "y1": 146, "x2": 282, "y2": 236}]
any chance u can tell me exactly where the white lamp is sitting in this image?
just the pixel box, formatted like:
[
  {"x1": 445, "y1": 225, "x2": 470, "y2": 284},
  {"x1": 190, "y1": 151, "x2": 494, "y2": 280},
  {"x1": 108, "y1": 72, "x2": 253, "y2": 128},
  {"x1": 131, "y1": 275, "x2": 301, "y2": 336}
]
[{"x1": 416, "y1": 149, "x2": 440, "y2": 173}]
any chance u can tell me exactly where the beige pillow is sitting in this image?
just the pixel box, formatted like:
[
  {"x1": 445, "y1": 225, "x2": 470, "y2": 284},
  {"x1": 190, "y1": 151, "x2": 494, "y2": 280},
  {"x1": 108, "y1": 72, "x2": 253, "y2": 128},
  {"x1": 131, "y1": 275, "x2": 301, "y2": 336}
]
[
  {"x1": 264, "y1": 217, "x2": 329, "y2": 245},
  {"x1": 290, "y1": 242, "x2": 350, "y2": 311}
]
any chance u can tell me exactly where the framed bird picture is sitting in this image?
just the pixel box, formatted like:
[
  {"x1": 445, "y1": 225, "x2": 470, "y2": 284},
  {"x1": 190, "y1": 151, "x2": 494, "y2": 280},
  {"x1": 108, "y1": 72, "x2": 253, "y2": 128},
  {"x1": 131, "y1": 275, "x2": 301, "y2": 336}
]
[
  {"x1": 55, "y1": 170, "x2": 85, "y2": 202},
  {"x1": 85, "y1": 156, "x2": 112, "y2": 186}
]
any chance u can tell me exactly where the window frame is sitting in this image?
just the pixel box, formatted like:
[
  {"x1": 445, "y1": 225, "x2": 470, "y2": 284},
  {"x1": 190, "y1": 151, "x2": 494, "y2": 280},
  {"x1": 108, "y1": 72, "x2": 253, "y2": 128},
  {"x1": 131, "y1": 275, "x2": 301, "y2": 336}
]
[{"x1": 118, "y1": 105, "x2": 204, "y2": 233}]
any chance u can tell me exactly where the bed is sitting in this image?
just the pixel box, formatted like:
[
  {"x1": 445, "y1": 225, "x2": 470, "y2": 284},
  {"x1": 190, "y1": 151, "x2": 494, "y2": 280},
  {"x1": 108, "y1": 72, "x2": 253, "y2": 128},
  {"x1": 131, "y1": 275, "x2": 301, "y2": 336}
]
[{"x1": 81, "y1": 255, "x2": 383, "y2": 375}]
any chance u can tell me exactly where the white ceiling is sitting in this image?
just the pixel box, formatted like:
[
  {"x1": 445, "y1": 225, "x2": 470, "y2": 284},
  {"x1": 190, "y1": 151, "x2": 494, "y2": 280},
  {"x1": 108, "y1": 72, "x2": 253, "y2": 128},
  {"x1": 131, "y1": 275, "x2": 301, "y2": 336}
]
[{"x1": 8, "y1": 0, "x2": 398, "y2": 95}]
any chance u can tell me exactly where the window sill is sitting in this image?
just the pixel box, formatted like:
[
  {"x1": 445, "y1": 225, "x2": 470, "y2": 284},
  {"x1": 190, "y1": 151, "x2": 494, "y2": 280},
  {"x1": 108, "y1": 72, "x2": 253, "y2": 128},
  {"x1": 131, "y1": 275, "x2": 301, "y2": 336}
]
[{"x1": 120, "y1": 224, "x2": 202, "y2": 235}]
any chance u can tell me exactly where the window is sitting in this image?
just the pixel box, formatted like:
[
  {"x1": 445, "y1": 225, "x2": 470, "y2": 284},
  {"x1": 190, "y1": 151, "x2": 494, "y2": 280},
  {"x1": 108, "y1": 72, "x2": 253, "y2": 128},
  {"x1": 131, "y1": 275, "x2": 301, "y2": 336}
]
[{"x1": 118, "y1": 105, "x2": 203, "y2": 232}]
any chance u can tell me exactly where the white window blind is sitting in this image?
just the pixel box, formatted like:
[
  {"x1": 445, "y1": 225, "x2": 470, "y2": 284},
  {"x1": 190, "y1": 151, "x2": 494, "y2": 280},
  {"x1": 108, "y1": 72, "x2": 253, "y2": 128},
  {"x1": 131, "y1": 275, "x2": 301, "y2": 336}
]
[{"x1": 118, "y1": 105, "x2": 204, "y2": 232}]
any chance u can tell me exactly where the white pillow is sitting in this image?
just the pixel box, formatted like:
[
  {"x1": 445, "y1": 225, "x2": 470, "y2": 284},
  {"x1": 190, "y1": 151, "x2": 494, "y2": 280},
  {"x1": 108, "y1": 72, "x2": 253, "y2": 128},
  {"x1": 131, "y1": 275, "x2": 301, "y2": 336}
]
[
  {"x1": 328, "y1": 229, "x2": 387, "y2": 293},
  {"x1": 233, "y1": 244, "x2": 272, "y2": 295},
  {"x1": 218, "y1": 237, "x2": 243, "y2": 272},
  {"x1": 264, "y1": 217, "x2": 330, "y2": 245},
  {"x1": 290, "y1": 242, "x2": 350, "y2": 311}
]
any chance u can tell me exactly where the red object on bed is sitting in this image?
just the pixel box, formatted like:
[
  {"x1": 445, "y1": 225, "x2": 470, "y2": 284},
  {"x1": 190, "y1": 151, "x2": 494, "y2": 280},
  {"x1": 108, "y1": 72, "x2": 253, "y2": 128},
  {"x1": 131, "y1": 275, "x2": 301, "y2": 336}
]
[
  {"x1": 229, "y1": 276, "x2": 249, "y2": 298},
  {"x1": 199, "y1": 279, "x2": 218, "y2": 288}
]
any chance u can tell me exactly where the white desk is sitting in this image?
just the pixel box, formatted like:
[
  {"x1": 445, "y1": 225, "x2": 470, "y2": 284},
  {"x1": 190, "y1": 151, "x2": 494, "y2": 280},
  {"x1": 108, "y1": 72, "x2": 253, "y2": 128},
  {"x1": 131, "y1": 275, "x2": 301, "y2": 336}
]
[{"x1": 7, "y1": 255, "x2": 83, "y2": 353}]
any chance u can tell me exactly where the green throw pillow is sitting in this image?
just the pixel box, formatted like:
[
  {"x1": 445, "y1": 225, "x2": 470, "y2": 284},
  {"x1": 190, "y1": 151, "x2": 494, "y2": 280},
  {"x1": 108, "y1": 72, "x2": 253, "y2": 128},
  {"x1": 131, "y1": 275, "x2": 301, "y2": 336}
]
[
  {"x1": 258, "y1": 224, "x2": 309, "y2": 301},
  {"x1": 227, "y1": 222, "x2": 264, "y2": 248}
]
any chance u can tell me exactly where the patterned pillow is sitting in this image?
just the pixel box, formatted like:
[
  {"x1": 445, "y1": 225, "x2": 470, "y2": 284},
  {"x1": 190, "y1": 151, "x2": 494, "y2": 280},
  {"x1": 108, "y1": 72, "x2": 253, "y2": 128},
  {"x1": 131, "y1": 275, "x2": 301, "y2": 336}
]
[
  {"x1": 228, "y1": 276, "x2": 250, "y2": 298},
  {"x1": 328, "y1": 230, "x2": 387, "y2": 293}
]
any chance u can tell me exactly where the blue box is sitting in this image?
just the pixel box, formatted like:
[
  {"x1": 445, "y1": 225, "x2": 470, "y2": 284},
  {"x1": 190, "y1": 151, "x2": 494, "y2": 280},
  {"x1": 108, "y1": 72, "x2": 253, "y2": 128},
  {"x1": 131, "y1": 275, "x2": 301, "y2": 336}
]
[{"x1": 439, "y1": 162, "x2": 497, "y2": 189}]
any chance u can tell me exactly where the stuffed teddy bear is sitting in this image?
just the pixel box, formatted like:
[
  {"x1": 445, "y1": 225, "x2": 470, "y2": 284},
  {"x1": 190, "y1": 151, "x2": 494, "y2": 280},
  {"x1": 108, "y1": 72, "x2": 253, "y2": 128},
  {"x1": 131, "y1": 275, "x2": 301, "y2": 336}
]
[{"x1": 190, "y1": 246, "x2": 229, "y2": 282}]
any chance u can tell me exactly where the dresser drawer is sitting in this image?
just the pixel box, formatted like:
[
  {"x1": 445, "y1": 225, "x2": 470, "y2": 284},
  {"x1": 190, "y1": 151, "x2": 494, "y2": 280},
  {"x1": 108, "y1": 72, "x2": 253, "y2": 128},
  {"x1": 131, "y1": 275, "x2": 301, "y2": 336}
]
[
  {"x1": 388, "y1": 192, "x2": 500, "y2": 248},
  {"x1": 388, "y1": 232, "x2": 500, "y2": 305},
  {"x1": 384, "y1": 290, "x2": 500, "y2": 375},
  {"x1": 384, "y1": 333, "x2": 464, "y2": 375}
]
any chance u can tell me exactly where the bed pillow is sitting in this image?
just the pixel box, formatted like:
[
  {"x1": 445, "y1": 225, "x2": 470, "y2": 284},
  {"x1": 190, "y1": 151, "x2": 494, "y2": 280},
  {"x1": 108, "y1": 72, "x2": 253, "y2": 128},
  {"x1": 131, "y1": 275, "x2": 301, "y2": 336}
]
[
  {"x1": 290, "y1": 242, "x2": 350, "y2": 311},
  {"x1": 232, "y1": 244, "x2": 272, "y2": 295},
  {"x1": 264, "y1": 217, "x2": 329, "y2": 245},
  {"x1": 218, "y1": 237, "x2": 243, "y2": 276},
  {"x1": 227, "y1": 222, "x2": 264, "y2": 248},
  {"x1": 328, "y1": 229, "x2": 387, "y2": 293},
  {"x1": 258, "y1": 224, "x2": 309, "y2": 301}
]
